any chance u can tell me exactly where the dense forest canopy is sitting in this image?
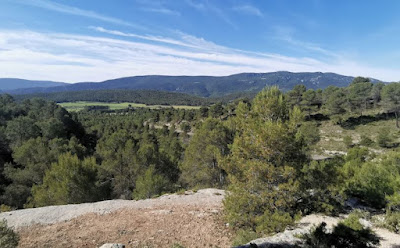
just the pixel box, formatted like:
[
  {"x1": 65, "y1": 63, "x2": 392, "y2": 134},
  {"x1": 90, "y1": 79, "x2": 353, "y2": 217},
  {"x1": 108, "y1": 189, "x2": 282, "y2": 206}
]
[{"x1": 1, "y1": 77, "x2": 400, "y2": 246}]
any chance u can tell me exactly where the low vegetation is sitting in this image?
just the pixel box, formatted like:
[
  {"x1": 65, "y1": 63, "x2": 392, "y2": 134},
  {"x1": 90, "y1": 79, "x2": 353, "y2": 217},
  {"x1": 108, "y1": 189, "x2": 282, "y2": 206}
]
[
  {"x1": 2, "y1": 77, "x2": 400, "y2": 246},
  {"x1": 302, "y1": 221, "x2": 379, "y2": 248},
  {"x1": 0, "y1": 220, "x2": 19, "y2": 248}
]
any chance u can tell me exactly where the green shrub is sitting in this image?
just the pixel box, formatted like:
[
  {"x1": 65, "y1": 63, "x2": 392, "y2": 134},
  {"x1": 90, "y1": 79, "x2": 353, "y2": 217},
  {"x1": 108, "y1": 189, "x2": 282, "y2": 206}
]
[
  {"x1": 0, "y1": 220, "x2": 19, "y2": 248},
  {"x1": 346, "y1": 161, "x2": 393, "y2": 208},
  {"x1": 377, "y1": 128, "x2": 392, "y2": 148},
  {"x1": 0, "y1": 205, "x2": 12, "y2": 213},
  {"x1": 381, "y1": 211, "x2": 400, "y2": 233},
  {"x1": 359, "y1": 135, "x2": 374, "y2": 147},
  {"x1": 231, "y1": 229, "x2": 259, "y2": 247},
  {"x1": 299, "y1": 157, "x2": 344, "y2": 215},
  {"x1": 343, "y1": 151, "x2": 400, "y2": 209},
  {"x1": 255, "y1": 210, "x2": 297, "y2": 235},
  {"x1": 302, "y1": 221, "x2": 379, "y2": 248},
  {"x1": 297, "y1": 122, "x2": 320, "y2": 146},
  {"x1": 171, "y1": 243, "x2": 185, "y2": 248},
  {"x1": 343, "y1": 135, "x2": 353, "y2": 148},
  {"x1": 179, "y1": 122, "x2": 191, "y2": 134},
  {"x1": 341, "y1": 210, "x2": 369, "y2": 231}
]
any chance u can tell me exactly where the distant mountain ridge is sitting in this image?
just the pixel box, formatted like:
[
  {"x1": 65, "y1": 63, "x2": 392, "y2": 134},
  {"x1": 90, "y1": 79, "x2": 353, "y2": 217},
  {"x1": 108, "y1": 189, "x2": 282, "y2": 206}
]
[
  {"x1": 0, "y1": 78, "x2": 67, "y2": 91},
  {"x1": 3, "y1": 72, "x2": 379, "y2": 97}
]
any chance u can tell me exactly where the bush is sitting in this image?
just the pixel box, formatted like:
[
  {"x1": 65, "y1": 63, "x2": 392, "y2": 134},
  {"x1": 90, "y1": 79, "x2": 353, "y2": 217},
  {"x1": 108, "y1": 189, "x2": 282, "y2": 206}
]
[
  {"x1": 377, "y1": 128, "x2": 392, "y2": 148},
  {"x1": 231, "y1": 229, "x2": 259, "y2": 247},
  {"x1": 180, "y1": 122, "x2": 191, "y2": 134},
  {"x1": 0, "y1": 220, "x2": 19, "y2": 248},
  {"x1": 171, "y1": 243, "x2": 186, "y2": 248},
  {"x1": 297, "y1": 122, "x2": 320, "y2": 146},
  {"x1": 299, "y1": 157, "x2": 344, "y2": 215},
  {"x1": 302, "y1": 220, "x2": 379, "y2": 248},
  {"x1": 0, "y1": 205, "x2": 12, "y2": 213},
  {"x1": 343, "y1": 135, "x2": 353, "y2": 148},
  {"x1": 342, "y1": 210, "x2": 369, "y2": 231},
  {"x1": 346, "y1": 161, "x2": 393, "y2": 208},
  {"x1": 359, "y1": 135, "x2": 374, "y2": 147},
  {"x1": 381, "y1": 211, "x2": 400, "y2": 233},
  {"x1": 255, "y1": 210, "x2": 298, "y2": 235},
  {"x1": 343, "y1": 151, "x2": 400, "y2": 209}
]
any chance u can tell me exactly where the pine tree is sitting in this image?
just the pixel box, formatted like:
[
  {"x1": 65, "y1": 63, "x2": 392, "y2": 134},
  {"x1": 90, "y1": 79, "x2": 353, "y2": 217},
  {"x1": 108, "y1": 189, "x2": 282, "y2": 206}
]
[
  {"x1": 223, "y1": 86, "x2": 308, "y2": 234},
  {"x1": 31, "y1": 153, "x2": 100, "y2": 207}
]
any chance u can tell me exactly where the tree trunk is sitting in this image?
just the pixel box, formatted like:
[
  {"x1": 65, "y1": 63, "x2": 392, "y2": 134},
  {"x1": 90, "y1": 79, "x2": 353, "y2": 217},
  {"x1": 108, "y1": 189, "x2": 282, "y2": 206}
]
[{"x1": 396, "y1": 111, "x2": 399, "y2": 129}]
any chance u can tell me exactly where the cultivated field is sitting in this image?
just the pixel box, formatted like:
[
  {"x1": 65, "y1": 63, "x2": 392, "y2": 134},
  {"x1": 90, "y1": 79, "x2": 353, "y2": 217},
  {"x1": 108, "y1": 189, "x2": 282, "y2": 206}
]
[{"x1": 59, "y1": 101, "x2": 201, "y2": 112}]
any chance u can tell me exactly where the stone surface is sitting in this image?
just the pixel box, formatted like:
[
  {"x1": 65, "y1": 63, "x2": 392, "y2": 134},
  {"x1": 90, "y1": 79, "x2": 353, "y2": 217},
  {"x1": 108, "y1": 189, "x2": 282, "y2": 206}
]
[{"x1": 99, "y1": 244, "x2": 125, "y2": 248}]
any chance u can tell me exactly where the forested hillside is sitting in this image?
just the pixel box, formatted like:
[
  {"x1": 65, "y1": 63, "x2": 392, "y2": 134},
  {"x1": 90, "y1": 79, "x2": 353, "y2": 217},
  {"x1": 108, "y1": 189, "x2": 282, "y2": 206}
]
[
  {"x1": 1, "y1": 77, "x2": 400, "y2": 247},
  {"x1": 7, "y1": 72, "x2": 361, "y2": 97},
  {"x1": 13, "y1": 89, "x2": 213, "y2": 106}
]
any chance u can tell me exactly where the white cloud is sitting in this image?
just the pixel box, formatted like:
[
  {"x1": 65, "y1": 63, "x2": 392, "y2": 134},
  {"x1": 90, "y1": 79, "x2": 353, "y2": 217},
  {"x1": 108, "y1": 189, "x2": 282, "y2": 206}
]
[
  {"x1": 0, "y1": 29, "x2": 398, "y2": 82},
  {"x1": 140, "y1": 7, "x2": 180, "y2": 16},
  {"x1": 185, "y1": 0, "x2": 206, "y2": 11},
  {"x1": 233, "y1": 5, "x2": 263, "y2": 17},
  {"x1": 13, "y1": 0, "x2": 142, "y2": 28}
]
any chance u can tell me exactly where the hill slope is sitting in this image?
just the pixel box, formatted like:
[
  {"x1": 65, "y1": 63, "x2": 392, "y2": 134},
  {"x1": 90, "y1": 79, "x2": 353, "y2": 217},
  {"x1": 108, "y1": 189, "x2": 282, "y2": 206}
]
[
  {"x1": 6, "y1": 72, "x2": 360, "y2": 97},
  {"x1": 0, "y1": 78, "x2": 66, "y2": 91}
]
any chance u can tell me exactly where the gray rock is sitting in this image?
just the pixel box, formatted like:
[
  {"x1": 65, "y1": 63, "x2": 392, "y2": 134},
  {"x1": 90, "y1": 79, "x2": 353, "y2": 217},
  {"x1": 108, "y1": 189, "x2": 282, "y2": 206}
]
[{"x1": 99, "y1": 244, "x2": 125, "y2": 248}]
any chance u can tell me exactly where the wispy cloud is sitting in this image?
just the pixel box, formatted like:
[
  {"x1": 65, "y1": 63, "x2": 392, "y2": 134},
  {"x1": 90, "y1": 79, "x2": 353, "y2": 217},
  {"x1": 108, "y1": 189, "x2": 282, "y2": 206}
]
[
  {"x1": 272, "y1": 25, "x2": 339, "y2": 59},
  {"x1": 0, "y1": 29, "x2": 397, "y2": 82},
  {"x1": 134, "y1": 0, "x2": 180, "y2": 16},
  {"x1": 91, "y1": 26, "x2": 227, "y2": 52},
  {"x1": 185, "y1": 0, "x2": 237, "y2": 29},
  {"x1": 140, "y1": 7, "x2": 180, "y2": 16},
  {"x1": 233, "y1": 5, "x2": 263, "y2": 17},
  {"x1": 185, "y1": 0, "x2": 206, "y2": 11},
  {"x1": 13, "y1": 0, "x2": 141, "y2": 28}
]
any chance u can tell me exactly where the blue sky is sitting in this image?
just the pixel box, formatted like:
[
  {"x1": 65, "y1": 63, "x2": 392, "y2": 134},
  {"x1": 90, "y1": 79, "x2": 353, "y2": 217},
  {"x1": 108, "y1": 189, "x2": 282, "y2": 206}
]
[{"x1": 0, "y1": 0, "x2": 399, "y2": 82}]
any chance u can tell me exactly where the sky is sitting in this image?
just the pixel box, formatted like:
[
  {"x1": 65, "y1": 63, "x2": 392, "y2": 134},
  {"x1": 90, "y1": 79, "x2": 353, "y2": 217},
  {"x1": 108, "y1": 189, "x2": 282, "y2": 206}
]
[{"x1": 0, "y1": 0, "x2": 400, "y2": 83}]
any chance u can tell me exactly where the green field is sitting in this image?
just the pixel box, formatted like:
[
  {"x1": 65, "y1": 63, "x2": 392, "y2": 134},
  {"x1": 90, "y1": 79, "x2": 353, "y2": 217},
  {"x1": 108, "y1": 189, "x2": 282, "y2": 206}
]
[{"x1": 59, "y1": 101, "x2": 201, "y2": 112}]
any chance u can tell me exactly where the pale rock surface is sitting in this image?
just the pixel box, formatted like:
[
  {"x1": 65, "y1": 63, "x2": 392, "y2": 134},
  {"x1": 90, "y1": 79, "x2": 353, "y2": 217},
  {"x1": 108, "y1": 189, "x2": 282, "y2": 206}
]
[{"x1": 99, "y1": 244, "x2": 125, "y2": 248}]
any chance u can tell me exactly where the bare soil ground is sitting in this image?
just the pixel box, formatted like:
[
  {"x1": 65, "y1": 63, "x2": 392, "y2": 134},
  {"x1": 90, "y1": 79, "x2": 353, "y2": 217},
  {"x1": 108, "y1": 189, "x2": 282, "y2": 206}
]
[
  {"x1": 17, "y1": 205, "x2": 232, "y2": 248},
  {"x1": 1, "y1": 189, "x2": 232, "y2": 248}
]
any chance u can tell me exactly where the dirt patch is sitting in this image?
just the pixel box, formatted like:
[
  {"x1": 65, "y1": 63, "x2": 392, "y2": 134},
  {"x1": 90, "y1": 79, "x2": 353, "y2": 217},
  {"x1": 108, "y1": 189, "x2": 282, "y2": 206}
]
[
  {"x1": 4, "y1": 189, "x2": 231, "y2": 248},
  {"x1": 17, "y1": 205, "x2": 232, "y2": 248}
]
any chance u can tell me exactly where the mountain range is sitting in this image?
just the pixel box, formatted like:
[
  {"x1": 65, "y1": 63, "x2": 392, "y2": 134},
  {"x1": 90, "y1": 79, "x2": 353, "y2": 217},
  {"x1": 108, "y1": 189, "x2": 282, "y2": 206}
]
[
  {"x1": 0, "y1": 79, "x2": 67, "y2": 91},
  {"x1": 1, "y1": 71, "x2": 377, "y2": 98}
]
